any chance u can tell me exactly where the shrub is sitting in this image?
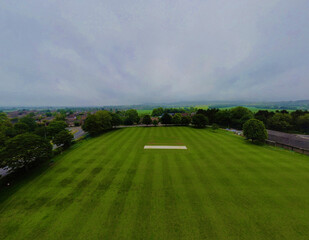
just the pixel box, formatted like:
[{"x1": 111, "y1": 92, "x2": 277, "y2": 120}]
[{"x1": 243, "y1": 119, "x2": 268, "y2": 143}]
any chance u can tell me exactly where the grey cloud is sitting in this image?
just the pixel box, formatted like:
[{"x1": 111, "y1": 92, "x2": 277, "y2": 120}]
[{"x1": 0, "y1": 0, "x2": 308, "y2": 106}]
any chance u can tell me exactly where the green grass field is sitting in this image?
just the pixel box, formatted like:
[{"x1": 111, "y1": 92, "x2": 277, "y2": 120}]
[
  {"x1": 136, "y1": 109, "x2": 153, "y2": 115},
  {"x1": 216, "y1": 106, "x2": 294, "y2": 113},
  {"x1": 1, "y1": 127, "x2": 309, "y2": 240}
]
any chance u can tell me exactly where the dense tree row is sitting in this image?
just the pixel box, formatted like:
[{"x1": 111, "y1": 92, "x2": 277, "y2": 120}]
[
  {"x1": 0, "y1": 113, "x2": 73, "y2": 174},
  {"x1": 195, "y1": 107, "x2": 309, "y2": 134}
]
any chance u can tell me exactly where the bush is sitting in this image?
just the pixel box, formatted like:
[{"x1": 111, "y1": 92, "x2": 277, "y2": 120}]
[{"x1": 243, "y1": 119, "x2": 268, "y2": 143}]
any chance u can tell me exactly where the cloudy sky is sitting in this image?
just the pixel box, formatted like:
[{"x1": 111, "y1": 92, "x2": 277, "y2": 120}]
[{"x1": 0, "y1": 0, "x2": 308, "y2": 106}]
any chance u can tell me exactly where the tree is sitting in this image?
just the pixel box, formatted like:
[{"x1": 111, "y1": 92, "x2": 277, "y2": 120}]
[
  {"x1": 243, "y1": 119, "x2": 268, "y2": 143},
  {"x1": 82, "y1": 111, "x2": 112, "y2": 136},
  {"x1": 192, "y1": 114, "x2": 208, "y2": 128},
  {"x1": 1, "y1": 133, "x2": 52, "y2": 171},
  {"x1": 172, "y1": 113, "x2": 182, "y2": 125},
  {"x1": 181, "y1": 115, "x2": 191, "y2": 126},
  {"x1": 47, "y1": 121, "x2": 68, "y2": 138},
  {"x1": 125, "y1": 109, "x2": 139, "y2": 124},
  {"x1": 96, "y1": 110, "x2": 112, "y2": 131},
  {"x1": 160, "y1": 113, "x2": 172, "y2": 125},
  {"x1": 215, "y1": 110, "x2": 231, "y2": 128},
  {"x1": 297, "y1": 114, "x2": 309, "y2": 134},
  {"x1": 19, "y1": 116, "x2": 37, "y2": 131},
  {"x1": 14, "y1": 122, "x2": 29, "y2": 135},
  {"x1": 142, "y1": 115, "x2": 152, "y2": 125},
  {"x1": 230, "y1": 107, "x2": 253, "y2": 129},
  {"x1": 267, "y1": 113, "x2": 292, "y2": 131},
  {"x1": 196, "y1": 108, "x2": 219, "y2": 124},
  {"x1": 153, "y1": 119, "x2": 158, "y2": 126},
  {"x1": 255, "y1": 110, "x2": 274, "y2": 127},
  {"x1": 53, "y1": 130, "x2": 74, "y2": 149},
  {"x1": 111, "y1": 113, "x2": 122, "y2": 127},
  {"x1": 124, "y1": 117, "x2": 134, "y2": 125},
  {"x1": 82, "y1": 114, "x2": 99, "y2": 136},
  {"x1": 152, "y1": 107, "x2": 164, "y2": 116}
]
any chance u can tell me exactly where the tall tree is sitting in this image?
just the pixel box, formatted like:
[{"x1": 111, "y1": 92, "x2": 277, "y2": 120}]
[
  {"x1": 53, "y1": 130, "x2": 74, "y2": 149},
  {"x1": 181, "y1": 115, "x2": 191, "y2": 126},
  {"x1": 19, "y1": 116, "x2": 37, "y2": 132},
  {"x1": 172, "y1": 113, "x2": 182, "y2": 125},
  {"x1": 151, "y1": 107, "x2": 164, "y2": 116},
  {"x1": 230, "y1": 107, "x2": 253, "y2": 129},
  {"x1": 1, "y1": 133, "x2": 52, "y2": 171},
  {"x1": 160, "y1": 113, "x2": 172, "y2": 125},
  {"x1": 125, "y1": 109, "x2": 139, "y2": 124},
  {"x1": 142, "y1": 115, "x2": 152, "y2": 125},
  {"x1": 192, "y1": 114, "x2": 208, "y2": 128}
]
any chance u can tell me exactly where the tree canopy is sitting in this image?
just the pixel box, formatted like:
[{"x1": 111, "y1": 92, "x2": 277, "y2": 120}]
[
  {"x1": 1, "y1": 133, "x2": 52, "y2": 171},
  {"x1": 192, "y1": 114, "x2": 208, "y2": 128},
  {"x1": 142, "y1": 115, "x2": 152, "y2": 125},
  {"x1": 160, "y1": 113, "x2": 172, "y2": 125},
  {"x1": 243, "y1": 119, "x2": 268, "y2": 143}
]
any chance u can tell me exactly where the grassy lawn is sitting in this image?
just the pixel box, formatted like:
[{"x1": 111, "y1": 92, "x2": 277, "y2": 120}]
[{"x1": 1, "y1": 127, "x2": 309, "y2": 239}]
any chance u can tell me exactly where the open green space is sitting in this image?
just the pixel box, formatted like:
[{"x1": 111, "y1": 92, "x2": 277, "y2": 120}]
[
  {"x1": 216, "y1": 106, "x2": 294, "y2": 112},
  {"x1": 136, "y1": 109, "x2": 153, "y2": 115},
  {"x1": 1, "y1": 127, "x2": 309, "y2": 240}
]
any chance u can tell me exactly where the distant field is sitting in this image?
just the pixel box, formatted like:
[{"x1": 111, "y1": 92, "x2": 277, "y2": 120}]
[
  {"x1": 195, "y1": 105, "x2": 209, "y2": 110},
  {"x1": 136, "y1": 109, "x2": 152, "y2": 115},
  {"x1": 1, "y1": 127, "x2": 309, "y2": 239},
  {"x1": 216, "y1": 106, "x2": 294, "y2": 112}
]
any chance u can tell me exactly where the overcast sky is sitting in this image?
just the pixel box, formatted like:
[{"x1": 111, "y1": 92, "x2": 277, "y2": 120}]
[{"x1": 0, "y1": 0, "x2": 308, "y2": 106}]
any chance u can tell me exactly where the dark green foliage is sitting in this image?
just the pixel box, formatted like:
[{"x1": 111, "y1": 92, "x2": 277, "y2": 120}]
[
  {"x1": 254, "y1": 110, "x2": 275, "y2": 126},
  {"x1": 297, "y1": 114, "x2": 309, "y2": 134},
  {"x1": 125, "y1": 109, "x2": 139, "y2": 124},
  {"x1": 181, "y1": 115, "x2": 191, "y2": 126},
  {"x1": 172, "y1": 113, "x2": 182, "y2": 125},
  {"x1": 243, "y1": 119, "x2": 268, "y2": 143},
  {"x1": 192, "y1": 114, "x2": 208, "y2": 128},
  {"x1": 124, "y1": 117, "x2": 134, "y2": 125},
  {"x1": 53, "y1": 130, "x2": 74, "y2": 149},
  {"x1": 142, "y1": 115, "x2": 152, "y2": 125},
  {"x1": 111, "y1": 113, "x2": 122, "y2": 127},
  {"x1": 14, "y1": 122, "x2": 29, "y2": 135},
  {"x1": 19, "y1": 116, "x2": 37, "y2": 132},
  {"x1": 230, "y1": 107, "x2": 253, "y2": 129},
  {"x1": 160, "y1": 113, "x2": 172, "y2": 125},
  {"x1": 215, "y1": 110, "x2": 231, "y2": 127},
  {"x1": 82, "y1": 114, "x2": 98, "y2": 135},
  {"x1": 47, "y1": 121, "x2": 68, "y2": 138},
  {"x1": 267, "y1": 113, "x2": 292, "y2": 131},
  {"x1": 1, "y1": 133, "x2": 52, "y2": 171},
  {"x1": 82, "y1": 111, "x2": 112, "y2": 136},
  {"x1": 152, "y1": 119, "x2": 158, "y2": 126},
  {"x1": 151, "y1": 107, "x2": 164, "y2": 116},
  {"x1": 196, "y1": 108, "x2": 219, "y2": 124}
]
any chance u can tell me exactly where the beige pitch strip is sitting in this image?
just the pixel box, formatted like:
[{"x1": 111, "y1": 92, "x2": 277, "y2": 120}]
[{"x1": 144, "y1": 146, "x2": 187, "y2": 149}]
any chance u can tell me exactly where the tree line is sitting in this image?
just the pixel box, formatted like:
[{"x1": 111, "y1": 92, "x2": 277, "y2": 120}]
[{"x1": 0, "y1": 113, "x2": 73, "y2": 175}]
